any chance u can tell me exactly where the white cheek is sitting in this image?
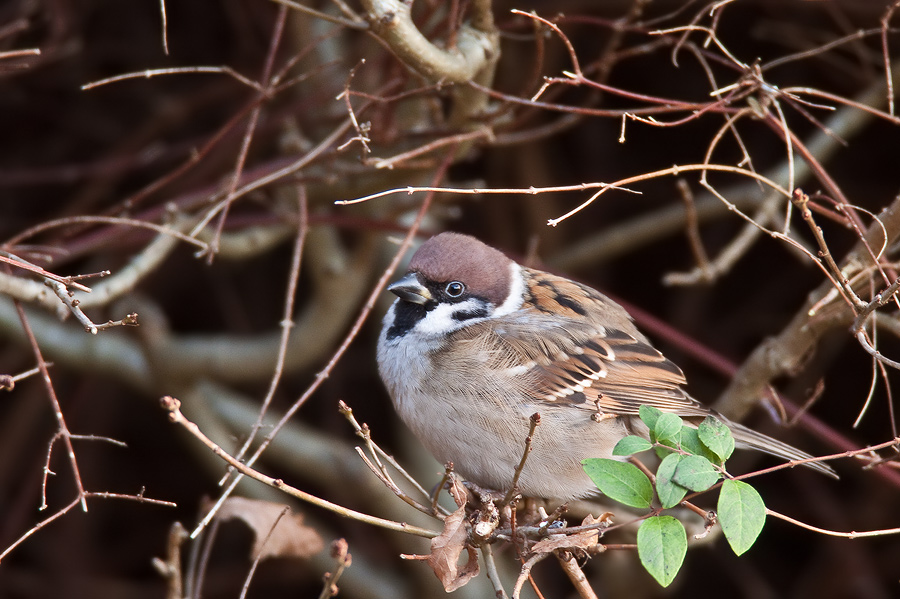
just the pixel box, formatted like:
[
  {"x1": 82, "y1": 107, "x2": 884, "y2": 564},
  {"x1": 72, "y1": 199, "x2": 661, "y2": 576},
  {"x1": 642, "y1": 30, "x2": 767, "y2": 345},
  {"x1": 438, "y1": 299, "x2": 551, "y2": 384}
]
[
  {"x1": 379, "y1": 303, "x2": 397, "y2": 338},
  {"x1": 493, "y1": 263, "x2": 524, "y2": 317},
  {"x1": 413, "y1": 298, "x2": 487, "y2": 337}
]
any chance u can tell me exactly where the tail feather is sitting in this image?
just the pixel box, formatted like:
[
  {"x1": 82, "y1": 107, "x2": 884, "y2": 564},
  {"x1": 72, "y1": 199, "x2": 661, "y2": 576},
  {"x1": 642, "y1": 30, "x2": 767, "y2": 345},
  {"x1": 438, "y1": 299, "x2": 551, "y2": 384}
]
[{"x1": 726, "y1": 419, "x2": 838, "y2": 479}]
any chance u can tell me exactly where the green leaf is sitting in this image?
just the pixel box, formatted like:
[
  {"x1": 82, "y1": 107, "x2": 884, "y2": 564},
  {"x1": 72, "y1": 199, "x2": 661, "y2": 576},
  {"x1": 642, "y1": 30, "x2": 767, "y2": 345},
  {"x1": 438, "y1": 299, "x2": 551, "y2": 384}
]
[
  {"x1": 678, "y1": 425, "x2": 720, "y2": 462},
  {"x1": 612, "y1": 436, "x2": 653, "y2": 456},
  {"x1": 582, "y1": 458, "x2": 653, "y2": 509},
  {"x1": 698, "y1": 416, "x2": 735, "y2": 462},
  {"x1": 718, "y1": 479, "x2": 766, "y2": 555},
  {"x1": 654, "y1": 413, "x2": 683, "y2": 442},
  {"x1": 637, "y1": 516, "x2": 687, "y2": 587},
  {"x1": 673, "y1": 455, "x2": 721, "y2": 492},
  {"x1": 655, "y1": 453, "x2": 688, "y2": 508},
  {"x1": 639, "y1": 404, "x2": 663, "y2": 429}
]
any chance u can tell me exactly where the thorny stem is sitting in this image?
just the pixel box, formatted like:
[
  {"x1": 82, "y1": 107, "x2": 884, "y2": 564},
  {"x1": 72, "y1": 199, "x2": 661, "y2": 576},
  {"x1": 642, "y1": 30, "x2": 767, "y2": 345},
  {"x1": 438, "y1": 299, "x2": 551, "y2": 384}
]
[{"x1": 0, "y1": 491, "x2": 175, "y2": 564}]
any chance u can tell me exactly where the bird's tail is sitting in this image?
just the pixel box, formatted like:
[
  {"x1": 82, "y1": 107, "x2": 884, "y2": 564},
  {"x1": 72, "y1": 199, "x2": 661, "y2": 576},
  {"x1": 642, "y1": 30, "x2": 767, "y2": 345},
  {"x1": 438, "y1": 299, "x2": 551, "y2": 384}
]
[{"x1": 725, "y1": 418, "x2": 838, "y2": 478}]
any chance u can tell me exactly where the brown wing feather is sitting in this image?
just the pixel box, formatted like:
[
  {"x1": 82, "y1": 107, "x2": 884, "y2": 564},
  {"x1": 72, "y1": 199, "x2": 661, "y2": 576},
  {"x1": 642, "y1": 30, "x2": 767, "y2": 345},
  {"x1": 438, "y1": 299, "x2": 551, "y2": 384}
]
[
  {"x1": 449, "y1": 267, "x2": 837, "y2": 477},
  {"x1": 475, "y1": 302, "x2": 711, "y2": 418}
]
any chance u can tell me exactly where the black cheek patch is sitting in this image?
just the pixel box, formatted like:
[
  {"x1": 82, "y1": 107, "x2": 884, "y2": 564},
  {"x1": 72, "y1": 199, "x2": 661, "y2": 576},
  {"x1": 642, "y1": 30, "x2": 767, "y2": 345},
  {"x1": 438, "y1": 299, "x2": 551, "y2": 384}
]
[
  {"x1": 385, "y1": 302, "x2": 432, "y2": 340},
  {"x1": 452, "y1": 306, "x2": 489, "y2": 322}
]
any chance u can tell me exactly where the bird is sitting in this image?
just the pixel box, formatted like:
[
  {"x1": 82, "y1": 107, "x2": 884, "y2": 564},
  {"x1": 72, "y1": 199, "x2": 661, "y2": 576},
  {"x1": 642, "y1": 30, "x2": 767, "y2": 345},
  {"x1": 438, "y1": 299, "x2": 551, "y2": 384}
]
[{"x1": 377, "y1": 232, "x2": 836, "y2": 499}]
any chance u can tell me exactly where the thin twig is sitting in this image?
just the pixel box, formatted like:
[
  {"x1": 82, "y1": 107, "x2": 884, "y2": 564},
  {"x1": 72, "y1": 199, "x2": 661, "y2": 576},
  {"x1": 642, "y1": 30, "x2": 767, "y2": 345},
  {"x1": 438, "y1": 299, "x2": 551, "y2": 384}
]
[
  {"x1": 339, "y1": 400, "x2": 441, "y2": 515},
  {"x1": 14, "y1": 300, "x2": 87, "y2": 511},
  {"x1": 160, "y1": 396, "x2": 437, "y2": 538},
  {"x1": 792, "y1": 188, "x2": 866, "y2": 310},
  {"x1": 766, "y1": 508, "x2": 900, "y2": 538},
  {"x1": 158, "y1": 0, "x2": 169, "y2": 54},
  {"x1": 317, "y1": 538, "x2": 353, "y2": 599},
  {"x1": 229, "y1": 187, "x2": 308, "y2": 470},
  {"x1": 502, "y1": 413, "x2": 541, "y2": 506},
  {"x1": 0, "y1": 491, "x2": 175, "y2": 564},
  {"x1": 675, "y1": 178, "x2": 713, "y2": 281},
  {"x1": 238, "y1": 507, "x2": 290, "y2": 599},
  {"x1": 190, "y1": 146, "x2": 447, "y2": 538},
  {"x1": 270, "y1": 0, "x2": 367, "y2": 28},
  {"x1": 204, "y1": 5, "x2": 288, "y2": 263},
  {"x1": 82, "y1": 66, "x2": 266, "y2": 93}
]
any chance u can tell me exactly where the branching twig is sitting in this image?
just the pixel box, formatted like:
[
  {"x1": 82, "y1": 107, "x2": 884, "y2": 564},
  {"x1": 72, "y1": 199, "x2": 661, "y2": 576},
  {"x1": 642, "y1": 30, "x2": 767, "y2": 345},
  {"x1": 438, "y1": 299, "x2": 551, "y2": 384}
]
[
  {"x1": 318, "y1": 538, "x2": 353, "y2": 599},
  {"x1": 160, "y1": 395, "x2": 437, "y2": 539},
  {"x1": 715, "y1": 194, "x2": 900, "y2": 420},
  {"x1": 0, "y1": 491, "x2": 175, "y2": 564},
  {"x1": 14, "y1": 300, "x2": 87, "y2": 512},
  {"x1": 339, "y1": 400, "x2": 441, "y2": 515},
  {"x1": 151, "y1": 522, "x2": 188, "y2": 599},
  {"x1": 190, "y1": 152, "x2": 447, "y2": 536}
]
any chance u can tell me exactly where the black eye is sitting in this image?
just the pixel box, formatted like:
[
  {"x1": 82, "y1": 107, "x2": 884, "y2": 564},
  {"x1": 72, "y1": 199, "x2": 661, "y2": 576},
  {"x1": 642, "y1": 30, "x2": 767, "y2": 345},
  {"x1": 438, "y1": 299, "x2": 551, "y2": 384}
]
[{"x1": 444, "y1": 281, "x2": 465, "y2": 297}]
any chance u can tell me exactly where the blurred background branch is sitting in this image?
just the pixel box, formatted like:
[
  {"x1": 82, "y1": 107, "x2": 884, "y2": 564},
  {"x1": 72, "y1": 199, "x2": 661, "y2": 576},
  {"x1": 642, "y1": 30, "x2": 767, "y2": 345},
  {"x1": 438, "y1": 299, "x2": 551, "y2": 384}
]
[{"x1": 2, "y1": 0, "x2": 900, "y2": 597}]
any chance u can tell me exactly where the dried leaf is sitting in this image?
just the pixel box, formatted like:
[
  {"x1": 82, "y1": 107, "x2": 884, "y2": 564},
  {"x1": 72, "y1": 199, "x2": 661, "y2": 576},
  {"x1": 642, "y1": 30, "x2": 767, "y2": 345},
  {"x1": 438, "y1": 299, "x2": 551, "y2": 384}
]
[
  {"x1": 529, "y1": 514, "x2": 607, "y2": 555},
  {"x1": 447, "y1": 475, "x2": 468, "y2": 507},
  {"x1": 215, "y1": 496, "x2": 324, "y2": 560},
  {"x1": 403, "y1": 503, "x2": 479, "y2": 591}
]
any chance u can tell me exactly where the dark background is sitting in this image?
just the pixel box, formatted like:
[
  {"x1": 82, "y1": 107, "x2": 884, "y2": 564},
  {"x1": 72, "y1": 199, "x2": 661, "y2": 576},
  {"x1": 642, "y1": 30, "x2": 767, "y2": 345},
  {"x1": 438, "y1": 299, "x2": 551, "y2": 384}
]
[{"x1": 1, "y1": 0, "x2": 899, "y2": 597}]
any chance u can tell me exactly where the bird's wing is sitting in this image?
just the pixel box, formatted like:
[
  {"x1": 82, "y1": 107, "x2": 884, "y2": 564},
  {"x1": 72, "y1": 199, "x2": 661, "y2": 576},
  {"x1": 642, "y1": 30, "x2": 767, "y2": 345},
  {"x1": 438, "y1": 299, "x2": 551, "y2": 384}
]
[{"x1": 471, "y1": 310, "x2": 712, "y2": 419}]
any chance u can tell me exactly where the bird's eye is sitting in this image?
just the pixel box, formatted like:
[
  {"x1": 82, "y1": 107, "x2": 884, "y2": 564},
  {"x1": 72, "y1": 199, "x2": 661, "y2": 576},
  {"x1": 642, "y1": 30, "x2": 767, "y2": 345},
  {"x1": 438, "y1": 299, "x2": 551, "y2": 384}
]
[{"x1": 444, "y1": 281, "x2": 465, "y2": 297}]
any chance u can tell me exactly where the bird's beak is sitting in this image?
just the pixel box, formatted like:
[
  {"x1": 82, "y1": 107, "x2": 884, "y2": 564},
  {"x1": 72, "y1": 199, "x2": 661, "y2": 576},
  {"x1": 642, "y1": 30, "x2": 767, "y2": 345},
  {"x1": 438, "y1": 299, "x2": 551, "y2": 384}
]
[{"x1": 388, "y1": 273, "x2": 432, "y2": 304}]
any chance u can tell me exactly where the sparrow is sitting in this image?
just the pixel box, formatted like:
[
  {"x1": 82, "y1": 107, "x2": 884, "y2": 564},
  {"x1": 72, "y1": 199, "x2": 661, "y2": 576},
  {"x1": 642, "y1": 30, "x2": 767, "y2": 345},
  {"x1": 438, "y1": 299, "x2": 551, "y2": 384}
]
[{"x1": 377, "y1": 232, "x2": 836, "y2": 499}]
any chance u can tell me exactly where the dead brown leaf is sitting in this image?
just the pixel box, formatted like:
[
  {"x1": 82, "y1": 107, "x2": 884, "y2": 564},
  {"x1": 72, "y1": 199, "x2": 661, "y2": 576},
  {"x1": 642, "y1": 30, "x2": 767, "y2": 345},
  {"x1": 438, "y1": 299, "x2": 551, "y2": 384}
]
[
  {"x1": 401, "y1": 476, "x2": 479, "y2": 591},
  {"x1": 215, "y1": 496, "x2": 324, "y2": 561},
  {"x1": 529, "y1": 514, "x2": 608, "y2": 555}
]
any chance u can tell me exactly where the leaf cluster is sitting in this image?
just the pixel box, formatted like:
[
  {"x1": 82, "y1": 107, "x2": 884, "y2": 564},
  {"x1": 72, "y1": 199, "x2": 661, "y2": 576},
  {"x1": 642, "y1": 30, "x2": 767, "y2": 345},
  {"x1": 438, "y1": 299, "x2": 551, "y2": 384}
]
[{"x1": 582, "y1": 406, "x2": 766, "y2": 587}]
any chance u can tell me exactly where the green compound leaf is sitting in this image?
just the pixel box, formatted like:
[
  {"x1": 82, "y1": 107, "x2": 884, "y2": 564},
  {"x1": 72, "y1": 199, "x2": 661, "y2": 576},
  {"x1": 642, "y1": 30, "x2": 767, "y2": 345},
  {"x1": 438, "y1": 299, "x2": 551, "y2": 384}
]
[
  {"x1": 612, "y1": 436, "x2": 653, "y2": 456},
  {"x1": 655, "y1": 453, "x2": 688, "y2": 508},
  {"x1": 582, "y1": 458, "x2": 653, "y2": 509},
  {"x1": 718, "y1": 479, "x2": 766, "y2": 555},
  {"x1": 673, "y1": 455, "x2": 722, "y2": 492},
  {"x1": 637, "y1": 516, "x2": 687, "y2": 587},
  {"x1": 698, "y1": 416, "x2": 735, "y2": 462}
]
